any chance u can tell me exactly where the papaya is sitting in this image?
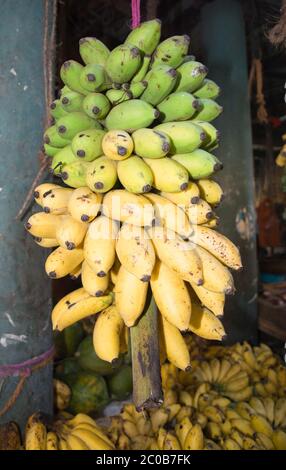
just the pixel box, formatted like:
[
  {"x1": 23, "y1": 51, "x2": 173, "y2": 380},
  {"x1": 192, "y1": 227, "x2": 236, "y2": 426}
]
[
  {"x1": 107, "y1": 365, "x2": 133, "y2": 400},
  {"x1": 64, "y1": 371, "x2": 109, "y2": 415}
]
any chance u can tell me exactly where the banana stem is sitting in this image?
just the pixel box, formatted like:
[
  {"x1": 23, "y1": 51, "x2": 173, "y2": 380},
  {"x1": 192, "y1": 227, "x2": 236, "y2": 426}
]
[{"x1": 130, "y1": 293, "x2": 163, "y2": 411}]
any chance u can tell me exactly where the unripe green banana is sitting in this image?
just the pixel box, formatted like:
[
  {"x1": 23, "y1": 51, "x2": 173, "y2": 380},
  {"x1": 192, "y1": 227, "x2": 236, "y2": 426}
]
[
  {"x1": 60, "y1": 89, "x2": 84, "y2": 113},
  {"x1": 86, "y1": 156, "x2": 117, "y2": 193},
  {"x1": 172, "y1": 150, "x2": 222, "y2": 179},
  {"x1": 141, "y1": 65, "x2": 177, "y2": 105},
  {"x1": 79, "y1": 37, "x2": 110, "y2": 66},
  {"x1": 44, "y1": 143, "x2": 59, "y2": 157},
  {"x1": 106, "y1": 99, "x2": 159, "y2": 132},
  {"x1": 60, "y1": 60, "x2": 89, "y2": 94},
  {"x1": 152, "y1": 35, "x2": 190, "y2": 68},
  {"x1": 174, "y1": 61, "x2": 208, "y2": 93},
  {"x1": 56, "y1": 112, "x2": 97, "y2": 140},
  {"x1": 106, "y1": 44, "x2": 142, "y2": 84},
  {"x1": 124, "y1": 19, "x2": 161, "y2": 54},
  {"x1": 131, "y1": 54, "x2": 151, "y2": 83},
  {"x1": 82, "y1": 92, "x2": 111, "y2": 119},
  {"x1": 44, "y1": 125, "x2": 70, "y2": 148},
  {"x1": 129, "y1": 80, "x2": 148, "y2": 98},
  {"x1": 143, "y1": 157, "x2": 189, "y2": 192},
  {"x1": 60, "y1": 161, "x2": 90, "y2": 188},
  {"x1": 50, "y1": 100, "x2": 69, "y2": 120},
  {"x1": 132, "y1": 128, "x2": 170, "y2": 158},
  {"x1": 192, "y1": 99, "x2": 223, "y2": 122},
  {"x1": 105, "y1": 89, "x2": 132, "y2": 106},
  {"x1": 195, "y1": 121, "x2": 220, "y2": 150},
  {"x1": 157, "y1": 92, "x2": 200, "y2": 122},
  {"x1": 50, "y1": 145, "x2": 77, "y2": 175},
  {"x1": 71, "y1": 129, "x2": 106, "y2": 161},
  {"x1": 79, "y1": 64, "x2": 109, "y2": 92},
  {"x1": 154, "y1": 121, "x2": 206, "y2": 154},
  {"x1": 194, "y1": 79, "x2": 221, "y2": 99},
  {"x1": 117, "y1": 156, "x2": 153, "y2": 193}
]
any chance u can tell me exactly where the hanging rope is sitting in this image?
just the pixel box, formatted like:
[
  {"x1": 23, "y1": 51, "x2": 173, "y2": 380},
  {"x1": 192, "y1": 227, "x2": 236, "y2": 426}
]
[
  {"x1": 131, "y1": 0, "x2": 141, "y2": 29},
  {"x1": 248, "y1": 58, "x2": 268, "y2": 125}
]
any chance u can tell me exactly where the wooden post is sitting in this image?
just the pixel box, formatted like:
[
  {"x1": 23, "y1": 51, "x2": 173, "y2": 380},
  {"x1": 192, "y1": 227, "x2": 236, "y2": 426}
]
[{"x1": 0, "y1": 0, "x2": 55, "y2": 428}]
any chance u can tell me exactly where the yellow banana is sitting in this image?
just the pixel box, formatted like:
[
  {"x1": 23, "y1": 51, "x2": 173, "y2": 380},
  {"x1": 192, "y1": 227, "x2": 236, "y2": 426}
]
[
  {"x1": 225, "y1": 386, "x2": 252, "y2": 402},
  {"x1": 116, "y1": 223, "x2": 155, "y2": 282},
  {"x1": 205, "y1": 422, "x2": 222, "y2": 440},
  {"x1": 70, "y1": 422, "x2": 114, "y2": 447},
  {"x1": 204, "y1": 438, "x2": 221, "y2": 450},
  {"x1": 163, "y1": 432, "x2": 181, "y2": 450},
  {"x1": 151, "y1": 261, "x2": 192, "y2": 330},
  {"x1": 220, "y1": 420, "x2": 232, "y2": 436},
  {"x1": 203, "y1": 405, "x2": 225, "y2": 424},
  {"x1": 222, "y1": 363, "x2": 243, "y2": 382},
  {"x1": 159, "y1": 315, "x2": 191, "y2": 371},
  {"x1": 184, "y1": 424, "x2": 204, "y2": 450},
  {"x1": 201, "y1": 217, "x2": 219, "y2": 229},
  {"x1": 179, "y1": 390, "x2": 193, "y2": 407},
  {"x1": 69, "y1": 263, "x2": 82, "y2": 280},
  {"x1": 58, "y1": 437, "x2": 70, "y2": 450},
  {"x1": 217, "y1": 359, "x2": 232, "y2": 381},
  {"x1": 254, "y1": 382, "x2": 268, "y2": 398},
  {"x1": 26, "y1": 212, "x2": 60, "y2": 238},
  {"x1": 223, "y1": 438, "x2": 241, "y2": 450},
  {"x1": 123, "y1": 421, "x2": 139, "y2": 440},
  {"x1": 188, "y1": 303, "x2": 225, "y2": 340},
  {"x1": 193, "y1": 383, "x2": 211, "y2": 408},
  {"x1": 147, "y1": 408, "x2": 167, "y2": 434},
  {"x1": 161, "y1": 182, "x2": 200, "y2": 206},
  {"x1": 93, "y1": 304, "x2": 124, "y2": 363},
  {"x1": 66, "y1": 433, "x2": 89, "y2": 450},
  {"x1": 115, "y1": 265, "x2": 148, "y2": 326},
  {"x1": 209, "y1": 358, "x2": 221, "y2": 382},
  {"x1": 70, "y1": 428, "x2": 113, "y2": 450},
  {"x1": 175, "y1": 417, "x2": 193, "y2": 448},
  {"x1": 45, "y1": 246, "x2": 84, "y2": 279},
  {"x1": 185, "y1": 198, "x2": 214, "y2": 225},
  {"x1": 212, "y1": 396, "x2": 231, "y2": 408},
  {"x1": 68, "y1": 186, "x2": 102, "y2": 222},
  {"x1": 34, "y1": 183, "x2": 61, "y2": 205},
  {"x1": 81, "y1": 259, "x2": 109, "y2": 296},
  {"x1": 190, "y1": 282, "x2": 225, "y2": 317},
  {"x1": 166, "y1": 403, "x2": 181, "y2": 421},
  {"x1": 230, "y1": 430, "x2": 244, "y2": 448},
  {"x1": 272, "y1": 429, "x2": 286, "y2": 450},
  {"x1": 249, "y1": 397, "x2": 267, "y2": 418},
  {"x1": 84, "y1": 215, "x2": 119, "y2": 277},
  {"x1": 34, "y1": 237, "x2": 59, "y2": 248},
  {"x1": 274, "y1": 398, "x2": 286, "y2": 428},
  {"x1": 196, "y1": 245, "x2": 234, "y2": 294},
  {"x1": 25, "y1": 414, "x2": 47, "y2": 450},
  {"x1": 46, "y1": 432, "x2": 58, "y2": 450},
  {"x1": 197, "y1": 179, "x2": 224, "y2": 206},
  {"x1": 224, "y1": 373, "x2": 249, "y2": 393},
  {"x1": 55, "y1": 215, "x2": 88, "y2": 250},
  {"x1": 231, "y1": 418, "x2": 255, "y2": 437},
  {"x1": 262, "y1": 397, "x2": 275, "y2": 425},
  {"x1": 242, "y1": 436, "x2": 259, "y2": 450},
  {"x1": 41, "y1": 187, "x2": 73, "y2": 214},
  {"x1": 235, "y1": 402, "x2": 255, "y2": 420},
  {"x1": 118, "y1": 433, "x2": 130, "y2": 450},
  {"x1": 255, "y1": 432, "x2": 275, "y2": 450},
  {"x1": 102, "y1": 189, "x2": 154, "y2": 226}
]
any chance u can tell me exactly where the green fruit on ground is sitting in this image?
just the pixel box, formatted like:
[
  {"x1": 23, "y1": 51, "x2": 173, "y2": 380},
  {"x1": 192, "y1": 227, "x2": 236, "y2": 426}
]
[
  {"x1": 50, "y1": 145, "x2": 77, "y2": 175},
  {"x1": 106, "y1": 99, "x2": 159, "y2": 132},
  {"x1": 54, "y1": 322, "x2": 85, "y2": 359},
  {"x1": 76, "y1": 336, "x2": 122, "y2": 376},
  {"x1": 56, "y1": 112, "x2": 97, "y2": 140},
  {"x1": 61, "y1": 90, "x2": 84, "y2": 113},
  {"x1": 154, "y1": 121, "x2": 206, "y2": 154},
  {"x1": 143, "y1": 157, "x2": 189, "y2": 192},
  {"x1": 124, "y1": 19, "x2": 161, "y2": 55},
  {"x1": 71, "y1": 129, "x2": 106, "y2": 162},
  {"x1": 79, "y1": 64, "x2": 108, "y2": 93},
  {"x1": 107, "y1": 365, "x2": 133, "y2": 400},
  {"x1": 64, "y1": 371, "x2": 109, "y2": 415},
  {"x1": 44, "y1": 125, "x2": 70, "y2": 148},
  {"x1": 86, "y1": 156, "x2": 117, "y2": 193},
  {"x1": 141, "y1": 65, "x2": 178, "y2": 105},
  {"x1": 60, "y1": 60, "x2": 88, "y2": 95},
  {"x1": 174, "y1": 60, "x2": 208, "y2": 93},
  {"x1": 61, "y1": 160, "x2": 90, "y2": 188},
  {"x1": 117, "y1": 155, "x2": 153, "y2": 193},
  {"x1": 106, "y1": 44, "x2": 142, "y2": 84},
  {"x1": 157, "y1": 91, "x2": 200, "y2": 122},
  {"x1": 79, "y1": 37, "x2": 110, "y2": 66},
  {"x1": 54, "y1": 358, "x2": 83, "y2": 379},
  {"x1": 192, "y1": 98, "x2": 223, "y2": 122},
  {"x1": 82, "y1": 93, "x2": 111, "y2": 119},
  {"x1": 50, "y1": 99, "x2": 69, "y2": 120},
  {"x1": 194, "y1": 79, "x2": 221, "y2": 99},
  {"x1": 152, "y1": 35, "x2": 190, "y2": 68},
  {"x1": 132, "y1": 128, "x2": 170, "y2": 158},
  {"x1": 172, "y1": 150, "x2": 223, "y2": 179}
]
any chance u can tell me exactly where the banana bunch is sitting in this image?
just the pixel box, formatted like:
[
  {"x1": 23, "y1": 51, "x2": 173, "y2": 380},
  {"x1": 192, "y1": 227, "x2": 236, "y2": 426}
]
[
  {"x1": 24, "y1": 412, "x2": 114, "y2": 450},
  {"x1": 53, "y1": 379, "x2": 71, "y2": 411}
]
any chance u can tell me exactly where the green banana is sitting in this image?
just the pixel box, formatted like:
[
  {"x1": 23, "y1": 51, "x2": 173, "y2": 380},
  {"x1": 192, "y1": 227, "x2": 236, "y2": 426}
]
[
  {"x1": 141, "y1": 65, "x2": 177, "y2": 105},
  {"x1": 143, "y1": 157, "x2": 189, "y2": 192},
  {"x1": 192, "y1": 99, "x2": 223, "y2": 122},
  {"x1": 106, "y1": 99, "x2": 159, "y2": 132},
  {"x1": 174, "y1": 61, "x2": 208, "y2": 93},
  {"x1": 172, "y1": 150, "x2": 222, "y2": 179},
  {"x1": 124, "y1": 19, "x2": 161, "y2": 54},
  {"x1": 44, "y1": 143, "x2": 59, "y2": 158},
  {"x1": 79, "y1": 64, "x2": 109, "y2": 92},
  {"x1": 71, "y1": 129, "x2": 106, "y2": 161},
  {"x1": 61, "y1": 89, "x2": 84, "y2": 113},
  {"x1": 182, "y1": 54, "x2": 196, "y2": 63},
  {"x1": 117, "y1": 156, "x2": 153, "y2": 193},
  {"x1": 157, "y1": 92, "x2": 200, "y2": 122},
  {"x1": 56, "y1": 112, "x2": 97, "y2": 140},
  {"x1": 154, "y1": 121, "x2": 206, "y2": 154},
  {"x1": 61, "y1": 161, "x2": 90, "y2": 188},
  {"x1": 152, "y1": 35, "x2": 190, "y2": 68},
  {"x1": 50, "y1": 100, "x2": 68, "y2": 120},
  {"x1": 50, "y1": 145, "x2": 77, "y2": 175},
  {"x1": 86, "y1": 156, "x2": 117, "y2": 193},
  {"x1": 131, "y1": 54, "x2": 151, "y2": 83},
  {"x1": 82, "y1": 93, "x2": 111, "y2": 119},
  {"x1": 79, "y1": 37, "x2": 110, "y2": 66},
  {"x1": 105, "y1": 89, "x2": 132, "y2": 106},
  {"x1": 194, "y1": 121, "x2": 220, "y2": 150},
  {"x1": 194, "y1": 79, "x2": 221, "y2": 99},
  {"x1": 132, "y1": 128, "x2": 170, "y2": 158},
  {"x1": 60, "y1": 60, "x2": 89, "y2": 94},
  {"x1": 44, "y1": 125, "x2": 70, "y2": 148},
  {"x1": 129, "y1": 80, "x2": 148, "y2": 98},
  {"x1": 106, "y1": 44, "x2": 142, "y2": 84}
]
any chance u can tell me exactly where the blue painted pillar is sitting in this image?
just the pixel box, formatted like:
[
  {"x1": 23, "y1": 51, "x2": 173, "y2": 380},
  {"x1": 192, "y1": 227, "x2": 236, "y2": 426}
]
[
  {"x1": 201, "y1": 0, "x2": 258, "y2": 343},
  {"x1": 0, "y1": 0, "x2": 54, "y2": 427}
]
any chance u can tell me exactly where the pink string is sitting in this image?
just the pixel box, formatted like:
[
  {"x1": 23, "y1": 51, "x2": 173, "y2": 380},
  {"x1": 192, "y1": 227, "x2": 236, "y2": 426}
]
[
  {"x1": 0, "y1": 345, "x2": 55, "y2": 377},
  {"x1": 131, "y1": 0, "x2": 141, "y2": 29}
]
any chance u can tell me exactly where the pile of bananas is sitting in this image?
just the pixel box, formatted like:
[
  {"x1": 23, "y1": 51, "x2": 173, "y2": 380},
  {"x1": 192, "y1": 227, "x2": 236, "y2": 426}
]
[{"x1": 24, "y1": 412, "x2": 114, "y2": 450}]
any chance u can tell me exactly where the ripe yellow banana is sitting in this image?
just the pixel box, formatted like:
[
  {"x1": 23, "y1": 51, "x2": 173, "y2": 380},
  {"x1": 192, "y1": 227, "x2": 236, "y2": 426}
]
[
  {"x1": 26, "y1": 212, "x2": 60, "y2": 238},
  {"x1": 224, "y1": 373, "x2": 249, "y2": 393},
  {"x1": 81, "y1": 260, "x2": 109, "y2": 296},
  {"x1": 159, "y1": 315, "x2": 191, "y2": 371},
  {"x1": 255, "y1": 432, "x2": 275, "y2": 450},
  {"x1": 25, "y1": 414, "x2": 47, "y2": 450},
  {"x1": 203, "y1": 405, "x2": 225, "y2": 424},
  {"x1": 185, "y1": 199, "x2": 214, "y2": 225},
  {"x1": 34, "y1": 183, "x2": 61, "y2": 205},
  {"x1": 110, "y1": 256, "x2": 121, "y2": 285},
  {"x1": 70, "y1": 428, "x2": 113, "y2": 450},
  {"x1": 164, "y1": 432, "x2": 181, "y2": 450},
  {"x1": 197, "y1": 179, "x2": 224, "y2": 206},
  {"x1": 58, "y1": 437, "x2": 70, "y2": 450},
  {"x1": 69, "y1": 422, "x2": 114, "y2": 447},
  {"x1": 115, "y1": 265, "x2": 148, "y2": 326},
  {"x1": 196, "y1": 245, "x2": 234, "y2": 294},
  {"x1": 225, "y1": 386, "x2": 252, "y2": 402},
  {"x1": 149, "y1": 225, "x2": 203, "y2": 285},
  {"x1": 45, "y1": 246, "x2": 84, "y2": 279},
  {"x1": 68, "y1": 186, "x2": 102, "y2": 222},
  {"x1": 116, "y1": 223, "x2": 155, "y2": 282},
  {"x1": 235, "y1": 402, "x2": 255, "y2": 420},
  {"x1": 66, "y1": 433, "x2": 89, "y2": 450},
  {"x1": 56, "y1": 215, "x2": 88, "y2": 250},
  {"x1": 204, "y1": 438, "x2": 222, "y2": 450},
  {"x1": 217, "y1": 359, "x2": 232, "y2": 381},
  {"x1": 274, "y1": 398, "x2": 286, "y2": 428},
  {"x1": 193, "y1": 383, "x2": 211, "y2": 409},
  {"x1": 145, "y1": 192, "x2": 193, "y2": 238},
  {"x1": 188, "y1": 302, "x2": 225, "y2": 340},
  {"x1": 201, "y1": 217, "x2": 219, "y2": 229},
  {"x1": 223, "y1": 438, "x2": 241, "y2": 450},
  {"x1": 151, "y1": 261, "x2": 192, "y2": 330},
  {"x1": 190, "y1": 225, "x2": 242, "y2": 270},
  {"x1": 242, "y1": 436, "x2": 259, "y2": 450},
  {"x1": 184, "y1": 424, "x2": 204, "y2": 450},
  {"x1": 189, "y1": 282, "x2": 225, "y2": 317},
  {"x1": 93, "y1": 304, "x2": 124, "y2": 363},
  {"x1": 205, "y1": 422, "x2": 222, "y2": 440},
  {"x1": 46, "y1": 432, "x2": 58, "y2": 450},
  {"x1": 34, "y1": 237, "x2": 59, "y2": 248},
  {"x1": 272, "y1": 429, "x2": 286, "y2": 450},
  {"x1": 84, "y1": 215, "x2": 119, "y2": 277},
  {"x1": 175, "y1": 417, "x2": 193, "y2": 448},
  {"x1": 102, "y1": 189, "x2": 155, "y2": 226},
  {"x1": 230, "y1": 430, "x2": 244, "y2": 448},
  {"x1": 161, "y1": 182, "x2": 200, "y2": 206},
  {"x1": 40, "y1": 187, "x2": 73, "y2": 214},
  {"x1": 262, "y1": 397, "x2": 275, "y2": 425},
  {"x1": 231, "y1": 418, "x2": 255, "y2": 437}
]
